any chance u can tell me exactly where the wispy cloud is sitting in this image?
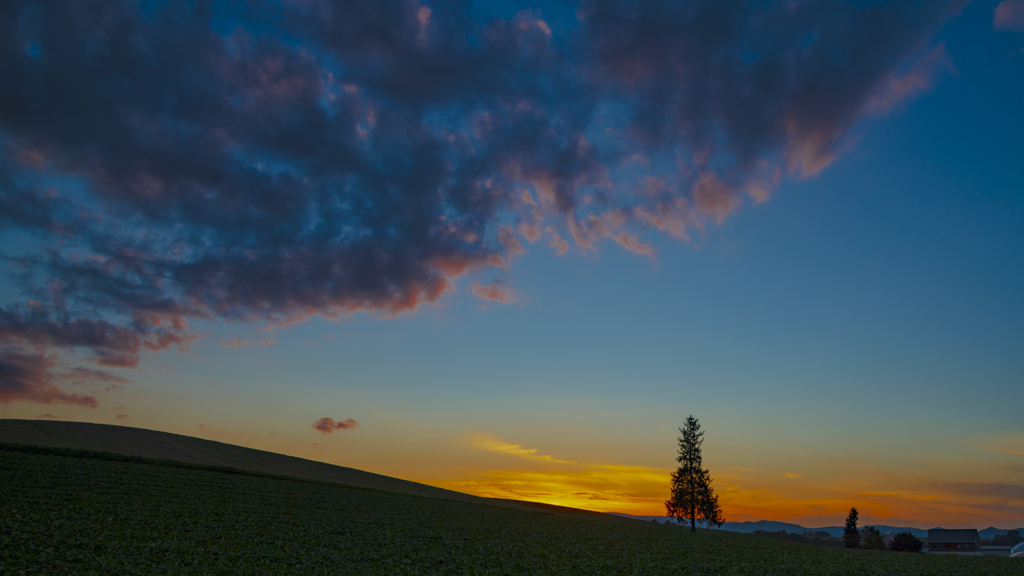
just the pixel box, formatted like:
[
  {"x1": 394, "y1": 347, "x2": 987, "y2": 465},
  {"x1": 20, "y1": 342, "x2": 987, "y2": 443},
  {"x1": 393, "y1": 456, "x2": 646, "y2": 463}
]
[
  {"x1": 866, "y1": 43, "x2": 957, "y2": 114},
  {"x1": 467, "y1": 433, "x2": 575, "y2": 465},
  {"x1": 220, "y1": 337, "x2": 253, "y2": 350},
  {"x1": 435, "y1": 433, "x2": 670, "y2": 513},
  {"x1": 995, "y1": 0, "x2": 1024, "y2": 31},
  {"x1": 969, "y1": 435, "x2": 1024, "y2": 458},
  {"x1": 467, "y1": 281, "x2": 520, "y2": 305}
]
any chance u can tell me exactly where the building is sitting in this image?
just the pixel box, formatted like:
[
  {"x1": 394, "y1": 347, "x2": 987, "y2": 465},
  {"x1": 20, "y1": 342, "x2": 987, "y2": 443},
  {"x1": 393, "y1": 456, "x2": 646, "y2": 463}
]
[
  {"x1": 1011, "y1": 542, "x2": 1024, "y2": 558},
  {"x1": 926, "y1": 529, "x2": 981, "y2": 555}
]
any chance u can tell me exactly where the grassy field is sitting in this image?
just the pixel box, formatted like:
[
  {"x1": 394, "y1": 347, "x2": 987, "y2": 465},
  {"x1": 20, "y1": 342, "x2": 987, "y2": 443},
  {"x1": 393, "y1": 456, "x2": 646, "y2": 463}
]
[
  {"x1": 0, "y1": 419, "x2": 597, "y2": 518},
  {"x1": 3, "y1": 445, "x2": 1023, "y2": 575},
  {"x1": 0, "y1": 419, "x2": 480, "y2": 502}
]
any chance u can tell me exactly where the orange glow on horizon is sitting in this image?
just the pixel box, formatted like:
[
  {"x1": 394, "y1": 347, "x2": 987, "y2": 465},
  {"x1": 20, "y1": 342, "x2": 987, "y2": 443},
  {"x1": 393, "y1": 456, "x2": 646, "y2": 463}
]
[{"x1": 422, "y1": 433, "x2": 1024, "y2": 528}]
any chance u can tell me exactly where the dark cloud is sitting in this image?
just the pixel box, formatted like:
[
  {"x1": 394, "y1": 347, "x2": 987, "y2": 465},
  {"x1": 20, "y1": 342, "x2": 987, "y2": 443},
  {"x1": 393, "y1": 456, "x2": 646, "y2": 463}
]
[
  {"x1": 579, "y1": 0, "x2": 963, "y2": 181},
  {"x1": 312, "y1": 417, "x2": 360, "y2": 433},
  {"x1": 0, "y1": 346, "x2": 98, "y2": 406},
  {"x1": 0, "y1": 0, "x2": 964, "y2": 402},
  {"x1": 0, "y1": 306, "x2": 196, "y2": 367}
]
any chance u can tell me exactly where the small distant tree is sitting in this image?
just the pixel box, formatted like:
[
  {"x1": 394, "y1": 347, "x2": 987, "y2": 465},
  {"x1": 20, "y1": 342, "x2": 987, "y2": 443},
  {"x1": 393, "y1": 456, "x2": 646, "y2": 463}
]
[
  {"x1": 992, "y1": 530, "x2": 1022, "y2": 546},
  {"x1": 860, "y1": 526, "x2": 884, "y2": 550},
  {"x1": 843, "y1": 507, "x2": 860, "y2": 548},
  {"x1": 665, "y1": 416, "x2": 724, "y2": 531},
  {"x1": 889, "y1": 531, "x2": 923, "y2": 552}
]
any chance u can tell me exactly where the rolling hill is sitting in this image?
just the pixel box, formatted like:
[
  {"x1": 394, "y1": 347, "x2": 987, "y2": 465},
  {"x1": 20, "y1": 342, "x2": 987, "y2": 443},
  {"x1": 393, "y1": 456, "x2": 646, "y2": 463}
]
[
  {"x1": 0, "y1": 419, "x2": 607, "y2": 519},
  {"x1": 4, "y1": 438, "x2": 1023, "y2": 575}
]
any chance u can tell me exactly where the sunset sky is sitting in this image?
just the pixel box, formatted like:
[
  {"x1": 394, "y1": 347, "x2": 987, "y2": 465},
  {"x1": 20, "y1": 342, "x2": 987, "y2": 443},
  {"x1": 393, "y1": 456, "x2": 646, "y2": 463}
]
[{"x1": 1, "y1": 0, "x2": 1022, "y2": 529}]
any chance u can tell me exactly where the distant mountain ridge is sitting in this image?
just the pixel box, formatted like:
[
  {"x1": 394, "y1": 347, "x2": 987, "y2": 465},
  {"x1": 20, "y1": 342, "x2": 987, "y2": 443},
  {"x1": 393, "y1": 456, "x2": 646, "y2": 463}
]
[{"x1": 613, "y1": 516, "x2": 1024, "y2": 539}]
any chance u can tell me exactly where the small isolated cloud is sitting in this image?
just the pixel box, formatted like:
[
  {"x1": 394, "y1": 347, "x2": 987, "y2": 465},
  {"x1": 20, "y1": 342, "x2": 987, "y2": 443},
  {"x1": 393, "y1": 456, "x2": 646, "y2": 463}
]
[
  {"x1": 312, "y1": 416, "x2": 360, "y2": 434},
  {"x1": 115, "y1": 413, "x2": 129, "y2": 419},
  {"x1": 995, "y1": 0, "x2": 1024, "y2": 31},
  {"x1": 36, "y1": 413, "x2": 55, "y2": 418},
  {"x1": 220, "y1": 337, "x2": 253, "y2": 349},
  {"x1": 468, "y1": 280, "x2": 520, "y2": 304}
]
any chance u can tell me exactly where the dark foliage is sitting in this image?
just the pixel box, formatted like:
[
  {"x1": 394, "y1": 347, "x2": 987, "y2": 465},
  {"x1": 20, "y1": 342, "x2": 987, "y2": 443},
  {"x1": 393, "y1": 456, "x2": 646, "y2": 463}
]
[
  {"x1": 752, "y1": 530, "x2": 843, "y2": 548},
  {"x1": 889, "y1": 531, "x2": 924, "y2": 553},
  {"x1": 981, "y1": 530, "x2": 1023, "y2": 547},
  {"x1": 861, "y1": 526, "x2": 885, "y2": 550}
]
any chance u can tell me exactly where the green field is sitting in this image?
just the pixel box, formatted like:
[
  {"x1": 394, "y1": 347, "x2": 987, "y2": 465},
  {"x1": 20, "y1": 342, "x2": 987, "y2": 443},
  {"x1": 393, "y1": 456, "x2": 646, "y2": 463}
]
[
  {"x1": 0, "y1": 419, "x2": 597, "y2": 518},
  {"x1": 2, "y1": 445, "x2": 1022, "y2": 575}
]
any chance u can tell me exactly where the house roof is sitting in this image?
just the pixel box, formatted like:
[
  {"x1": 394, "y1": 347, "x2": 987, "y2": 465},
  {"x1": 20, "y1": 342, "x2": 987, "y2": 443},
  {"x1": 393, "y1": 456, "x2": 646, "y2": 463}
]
[{"x1": 927, "y1": 529, "x2": 980, "y2": 543}]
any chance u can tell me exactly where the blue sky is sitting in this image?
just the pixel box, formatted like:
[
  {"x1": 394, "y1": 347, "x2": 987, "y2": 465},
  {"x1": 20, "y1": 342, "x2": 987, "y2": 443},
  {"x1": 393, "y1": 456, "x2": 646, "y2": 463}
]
[{"x1": 1, "y1": 0, "x2": 1022, "y2": 527}]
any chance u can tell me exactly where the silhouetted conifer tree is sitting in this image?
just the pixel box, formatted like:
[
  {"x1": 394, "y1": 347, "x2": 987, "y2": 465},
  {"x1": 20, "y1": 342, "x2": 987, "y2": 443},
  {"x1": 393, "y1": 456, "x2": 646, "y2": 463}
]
[
  {"x1": 665, "y1": 415, "x2": 724, "y2": 531},
  {"x1": 843, "y1": 507, "x2": 860, "y2": 548}
]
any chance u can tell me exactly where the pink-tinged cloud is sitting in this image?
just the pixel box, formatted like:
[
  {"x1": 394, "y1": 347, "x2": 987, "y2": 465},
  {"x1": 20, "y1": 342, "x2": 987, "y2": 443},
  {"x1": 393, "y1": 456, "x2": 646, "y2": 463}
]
[
  {"x1": 468, "y1": 280, "x2": 520, "y2": 304},
  {"x1": 0, "y1": 346, "x2": 98, "y2": 407},
  {"x1": 867, "y1": 44, "x2": 956, "y2": 114},
  {"x1": 995, "y1": 0, "x2": 1024, "y2": 31},
  {"x1": 634, "y1": 202, "x2": 691, "y2": 241},
  {"x1": 312, "y1": 416, "x2": 360, "y2": 434},
  {"x1": 547, "y1": 230, "x2": 570, "y2": 256},
  {"x1": 115, "y1": 413, "x2": 130, "y2": 419},
  {"x1": 613, "y1": 232, "x2": 656, "y2": 259},
  {"x1": 220, "y1": 337, "x2": 253, "y2": 349},
  {"x1": 37, "y1": 414, "x2": 55, "y2": 418},
  {"x1": 498, "y1": 226, "x2": 526, "y2": 258},
  {"x1": 57, "y1": 367, "x2": 130, "y2": 388},
  {"x1": 0, "y1": 308, "x2": 198, "y2": 368},
  {"x1": 567, "y1": 212, "x2": 656, "y2": 258},
  {"x1": 692, "y1": 173, "x2": 741, "y2": 224},
  {"x1": 519, "y1": 222, "x2": 543, "y2": 244},
  {"x1": 0, "y1": 0, "x2": 965, "y2": 371}
]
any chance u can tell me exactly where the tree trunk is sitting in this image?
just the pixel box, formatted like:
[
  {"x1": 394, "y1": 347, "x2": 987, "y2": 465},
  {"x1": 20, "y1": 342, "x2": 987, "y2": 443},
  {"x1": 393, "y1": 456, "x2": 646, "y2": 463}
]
[{"x1": 690, "y1": 512, "x2": 696, "y2": 532}]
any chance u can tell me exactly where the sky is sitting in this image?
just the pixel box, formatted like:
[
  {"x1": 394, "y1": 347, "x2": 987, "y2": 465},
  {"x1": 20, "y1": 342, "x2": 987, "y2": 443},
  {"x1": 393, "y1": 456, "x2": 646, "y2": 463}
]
[{"x1": 1, "y1": 0, "x2": 1022, "y2": 529}]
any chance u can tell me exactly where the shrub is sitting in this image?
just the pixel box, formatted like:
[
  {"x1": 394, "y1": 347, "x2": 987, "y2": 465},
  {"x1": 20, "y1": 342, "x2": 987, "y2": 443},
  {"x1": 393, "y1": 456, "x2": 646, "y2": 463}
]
[{"x1": 889, "y1": 531, "x2": 923, "y2": 552}]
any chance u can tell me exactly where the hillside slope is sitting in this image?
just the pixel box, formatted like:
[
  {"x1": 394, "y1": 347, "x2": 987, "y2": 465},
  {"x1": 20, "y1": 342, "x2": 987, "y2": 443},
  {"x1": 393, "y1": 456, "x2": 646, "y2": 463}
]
[
  {"x1": 4, "y1": 447, "x2": 1021, "y2": 575},
  {"x1": 0, "y1": 419, "x2": 597, "y2": 517}
]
